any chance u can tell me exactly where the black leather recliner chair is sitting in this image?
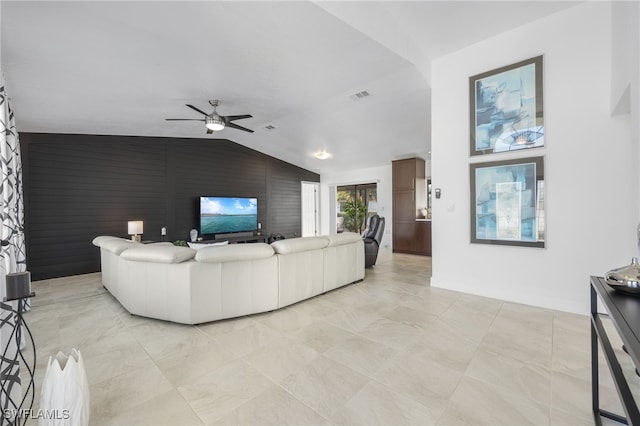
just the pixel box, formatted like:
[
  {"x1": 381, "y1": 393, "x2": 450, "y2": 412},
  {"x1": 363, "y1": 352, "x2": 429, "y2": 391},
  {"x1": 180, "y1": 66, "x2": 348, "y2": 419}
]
[{"x1": 363, "y1": 214, "x2": 385, "y2": 268}]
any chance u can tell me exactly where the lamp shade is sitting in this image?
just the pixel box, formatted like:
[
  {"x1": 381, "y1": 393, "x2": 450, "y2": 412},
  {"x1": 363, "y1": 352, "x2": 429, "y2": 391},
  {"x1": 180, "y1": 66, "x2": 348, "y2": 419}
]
[{"x1": 127, "y1": 221, "x2": 143, "y2": 235}]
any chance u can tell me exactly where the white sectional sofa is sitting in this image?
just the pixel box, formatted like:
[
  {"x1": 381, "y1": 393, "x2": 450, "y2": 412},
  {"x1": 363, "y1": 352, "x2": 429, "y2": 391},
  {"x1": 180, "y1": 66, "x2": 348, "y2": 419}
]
[{"x1": 92, "y1": 233, "x2": 364, "y2": 324}]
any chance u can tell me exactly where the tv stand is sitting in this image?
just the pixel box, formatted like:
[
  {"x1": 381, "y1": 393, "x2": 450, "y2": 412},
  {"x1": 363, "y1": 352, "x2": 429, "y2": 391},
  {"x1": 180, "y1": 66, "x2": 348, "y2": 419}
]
[
  {"x1": 226, "y1": 235, "x2": 267, "y2": 244},
  {"x1": 201, "y1": 234, "x2": 267, "y2": 244},
  {"x1": 215, "y1": 231, "x2": 255, "y2": 240}
]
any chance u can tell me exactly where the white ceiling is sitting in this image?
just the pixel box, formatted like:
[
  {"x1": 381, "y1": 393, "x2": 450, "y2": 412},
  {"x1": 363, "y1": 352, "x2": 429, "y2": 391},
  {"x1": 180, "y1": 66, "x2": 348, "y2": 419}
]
[{"x1": 1, "y1": 1, "x2": 579, "y2": 174}]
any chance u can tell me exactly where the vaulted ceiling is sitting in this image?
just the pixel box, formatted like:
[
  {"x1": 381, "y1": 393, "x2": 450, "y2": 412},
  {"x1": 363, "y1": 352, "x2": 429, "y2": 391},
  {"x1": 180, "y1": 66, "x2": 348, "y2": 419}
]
[{"x1": 1, "y1": 1, "x2": 579, "y2": 174}]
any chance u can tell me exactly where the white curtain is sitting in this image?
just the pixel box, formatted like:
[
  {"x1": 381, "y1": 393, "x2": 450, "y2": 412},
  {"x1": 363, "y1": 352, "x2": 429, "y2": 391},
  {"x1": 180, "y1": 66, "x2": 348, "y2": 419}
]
[{"x1": 0, "y1": 71, "x2": 27, "y2": 422}]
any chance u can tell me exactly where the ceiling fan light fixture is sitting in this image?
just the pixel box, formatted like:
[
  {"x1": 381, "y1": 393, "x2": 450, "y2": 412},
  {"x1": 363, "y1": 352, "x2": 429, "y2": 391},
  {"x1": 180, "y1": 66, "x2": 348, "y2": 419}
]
[{"x1": 205, "y1": 115, "x2": 225, "y2": 131}]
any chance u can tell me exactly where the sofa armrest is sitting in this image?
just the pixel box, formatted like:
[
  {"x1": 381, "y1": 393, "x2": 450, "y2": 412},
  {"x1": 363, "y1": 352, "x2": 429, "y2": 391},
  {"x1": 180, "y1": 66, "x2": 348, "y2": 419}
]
[
  {"x1": 325, "y1": 232, "x2": 361, "y2": 247},
  {"x1": 271, "y1": 236, "x2": 328, "y2": 254},
  {"x1": 92, "y1": 235, "x2": 122, "y2": 247}
]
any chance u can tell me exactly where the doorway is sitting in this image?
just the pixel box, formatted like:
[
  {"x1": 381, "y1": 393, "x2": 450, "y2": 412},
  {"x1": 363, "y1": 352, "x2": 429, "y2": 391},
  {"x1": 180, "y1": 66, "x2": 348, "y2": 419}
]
[{"x1": 301, "y1": 181, "x2": 319, "y2": 237}]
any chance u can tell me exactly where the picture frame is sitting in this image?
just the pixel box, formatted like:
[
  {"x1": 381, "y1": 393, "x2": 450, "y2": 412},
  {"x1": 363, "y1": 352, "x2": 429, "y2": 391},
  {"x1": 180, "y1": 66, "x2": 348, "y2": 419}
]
[
  {"x1": 470, "y1": 56, "x2": 544, "y2": 156},
  {"x1": 470, "y1": 156, "x2": 544, "y2": 247}
]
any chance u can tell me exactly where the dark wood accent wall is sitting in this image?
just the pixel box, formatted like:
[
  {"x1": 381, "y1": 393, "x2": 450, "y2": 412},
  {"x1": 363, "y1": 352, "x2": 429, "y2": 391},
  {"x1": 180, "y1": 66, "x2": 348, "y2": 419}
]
[
  {"x1": 21, "y1": 133, "x2": 319, "y2": 280},
  {"x1": 268, "y1": 160, "x2": 307, "y2": 238}
]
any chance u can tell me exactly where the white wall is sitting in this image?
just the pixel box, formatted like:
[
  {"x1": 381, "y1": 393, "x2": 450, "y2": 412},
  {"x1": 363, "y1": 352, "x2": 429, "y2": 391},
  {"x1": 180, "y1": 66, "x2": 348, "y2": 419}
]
[
  {"x1": 610, "y1": 1, "x2": 638, "y2": 116},
  {"x1": 320, "y1": 165, "x2": 392, "y2": 248},
  {"x1": 431, "y1": 2, "x2": 635, "y2": 315},
  {"x1": 0, "y1": 0, "x2": 3, "y2": 69},
  {"x1": 613, "y1": 2, "x2": 640, "y2": 221}
]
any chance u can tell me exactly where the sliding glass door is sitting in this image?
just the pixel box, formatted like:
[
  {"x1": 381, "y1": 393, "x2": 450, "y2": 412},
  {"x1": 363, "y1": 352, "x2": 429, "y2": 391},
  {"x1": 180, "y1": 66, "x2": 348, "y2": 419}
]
[{"x1": 336, "y1": 183, "x2": 377, "y2": 233}]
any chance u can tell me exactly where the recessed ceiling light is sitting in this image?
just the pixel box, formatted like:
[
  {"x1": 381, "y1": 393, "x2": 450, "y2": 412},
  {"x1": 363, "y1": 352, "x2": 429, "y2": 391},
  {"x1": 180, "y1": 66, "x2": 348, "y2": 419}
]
[{"x1": 314, "y1": 150, "x2": 331, "y2": 160}]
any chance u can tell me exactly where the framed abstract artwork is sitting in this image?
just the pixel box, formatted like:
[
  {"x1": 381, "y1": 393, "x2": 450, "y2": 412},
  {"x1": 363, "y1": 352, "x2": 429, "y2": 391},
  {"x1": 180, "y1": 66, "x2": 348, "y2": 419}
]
[
  {"x1": 470, "y1": 56, "x2": 544, "y2": 156},
  {"x1": 470, "y1": 156, "x2": 544, "y2": 247}
]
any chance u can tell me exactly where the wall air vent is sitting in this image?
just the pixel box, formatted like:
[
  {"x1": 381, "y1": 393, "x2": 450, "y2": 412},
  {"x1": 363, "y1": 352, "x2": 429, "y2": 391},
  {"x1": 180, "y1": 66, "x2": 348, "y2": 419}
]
[
  {"x1": 265, "y1": 125, "x2": 276, "y2": 130},
  {"x1": 349, "y1": 90, "x2": 370, "y2": 101}
]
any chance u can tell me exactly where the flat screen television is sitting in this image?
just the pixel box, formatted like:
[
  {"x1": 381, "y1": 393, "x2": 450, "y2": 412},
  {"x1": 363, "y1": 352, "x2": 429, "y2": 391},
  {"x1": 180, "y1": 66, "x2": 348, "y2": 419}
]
[{"x1": 199, "y1": 196, "x2": 258, "y2": 237}]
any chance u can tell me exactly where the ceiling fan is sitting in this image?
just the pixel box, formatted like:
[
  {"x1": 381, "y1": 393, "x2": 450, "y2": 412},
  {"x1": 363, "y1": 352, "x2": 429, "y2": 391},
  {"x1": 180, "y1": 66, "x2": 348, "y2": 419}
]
[{"x1": 165, "y1": 100, "x2": 254, "y2": 134}]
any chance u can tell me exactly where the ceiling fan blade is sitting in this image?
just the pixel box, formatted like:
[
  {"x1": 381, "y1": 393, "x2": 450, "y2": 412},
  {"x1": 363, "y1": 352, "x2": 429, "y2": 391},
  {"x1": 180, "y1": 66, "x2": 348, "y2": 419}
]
[
  {"x1": 226, "y1": 122, "x2": 254, "y2": 133},
  {"x1": 165, "y1": 118, "x2": 205, "y2": 121},
  {"x1": 225, "y1": 114, "x2": 252, "y2": 122},
  {"x1": 186, "y1": 104, "x2": 210, "y2": 116},
  {"x1": 206, "y1": 128, "x2": 213, "y2": 134}
]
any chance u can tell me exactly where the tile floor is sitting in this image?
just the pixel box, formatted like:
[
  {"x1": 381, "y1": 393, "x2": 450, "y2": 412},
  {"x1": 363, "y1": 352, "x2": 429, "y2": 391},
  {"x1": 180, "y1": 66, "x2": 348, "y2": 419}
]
[{"x1": 18, "y1": 250, "x2": 638, "y2": 425}]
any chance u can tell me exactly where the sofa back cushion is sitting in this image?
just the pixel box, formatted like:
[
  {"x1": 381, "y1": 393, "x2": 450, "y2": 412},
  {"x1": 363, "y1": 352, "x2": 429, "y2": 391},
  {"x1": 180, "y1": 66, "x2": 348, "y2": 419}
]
[
  {"x1": 271, "y1": 236, "x2": 328, "y2": 254},
  {"x1": 325, "y1": 232, "x2": 361, "y2": 247},
  {"x1": 120, "y1": 244, "x2": 196, "y2": 264},
  {"x1": 98, "y1": 238, "x2": 138, "y2": 255},
  {"x1": 195, "y1": 243, "x2": 274, "y2": 263}
]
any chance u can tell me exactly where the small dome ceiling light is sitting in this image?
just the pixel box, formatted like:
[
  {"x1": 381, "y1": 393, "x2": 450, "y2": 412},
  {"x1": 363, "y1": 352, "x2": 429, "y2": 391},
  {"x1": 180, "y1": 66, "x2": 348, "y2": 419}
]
[{"x1": 314, "y1": 150, "x2": 331, "y2": 160}]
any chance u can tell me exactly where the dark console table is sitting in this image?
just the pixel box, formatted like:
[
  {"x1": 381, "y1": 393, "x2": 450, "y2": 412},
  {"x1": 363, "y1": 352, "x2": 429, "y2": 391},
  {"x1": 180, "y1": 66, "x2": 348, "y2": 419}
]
[
  {"x1": 590, "y1": 276, "x2": 640, "y2": 425},
  {"x1": 201, "y1": 234, "x2": 267, "y2": 244},
  {"x1": 224, "y1": 234, "x2": 266, "y2": 244}
]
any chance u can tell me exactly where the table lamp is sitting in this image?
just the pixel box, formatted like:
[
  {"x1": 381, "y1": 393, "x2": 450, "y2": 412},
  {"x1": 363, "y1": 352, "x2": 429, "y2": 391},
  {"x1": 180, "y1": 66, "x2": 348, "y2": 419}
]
[{"x1": 128, "y1": 220, "x2": 143, "y2": 242}]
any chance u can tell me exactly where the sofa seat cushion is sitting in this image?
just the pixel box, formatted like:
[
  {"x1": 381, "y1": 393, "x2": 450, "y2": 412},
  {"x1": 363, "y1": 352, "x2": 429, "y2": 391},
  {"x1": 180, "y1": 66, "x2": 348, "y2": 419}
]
[
  {"x1": 98, "y1": 238, "x2": 138, "y2": 255},
  {"x1": 121, "y1": 244, "x2": 196, "y2": 264},
  {"x1": 271, "y1": 236, "x2": 328, "y2": 254},
  {"x1": 195, "y1": 243, "x2": 274, "y2": 263},
  {"x1": 325, "y1": 232, "x2": 362, "y2": 247}
]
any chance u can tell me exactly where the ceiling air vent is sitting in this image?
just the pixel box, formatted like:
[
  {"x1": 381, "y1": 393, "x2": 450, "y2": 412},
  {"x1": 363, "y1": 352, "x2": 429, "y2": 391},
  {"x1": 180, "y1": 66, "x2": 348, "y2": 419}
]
[
  {"x1": 349, "y1": 90, "x2": 370, "y2": 101},
  {"x1": 264, "y1": 125, "x2": 276, "y2": 130}
]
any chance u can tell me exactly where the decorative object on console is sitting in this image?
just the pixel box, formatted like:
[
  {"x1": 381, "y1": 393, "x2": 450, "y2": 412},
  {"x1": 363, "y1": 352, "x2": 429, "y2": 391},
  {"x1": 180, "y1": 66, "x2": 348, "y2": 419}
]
[
  {"x1": 605, "y1": 257, "x2": 640, "y2": 295},
  {"x1": 470, "y1": 55, "x2": 544, "y2": 156},
  {"x1": 173, "y1": 240, "x2": 188, "y2": 247},
  {"x1": 127, "y1": 221, "x2": 143, "y2": 242},
  {"x1": 189, "y1": 229, "x2": 198, "y2": 242}
]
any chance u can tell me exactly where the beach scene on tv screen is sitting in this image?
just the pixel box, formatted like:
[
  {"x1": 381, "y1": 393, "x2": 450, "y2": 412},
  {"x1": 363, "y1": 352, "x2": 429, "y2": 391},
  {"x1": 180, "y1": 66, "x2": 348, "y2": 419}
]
[{"x1": 201, "y1": 197, "x2": 257, "y2": 234}]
